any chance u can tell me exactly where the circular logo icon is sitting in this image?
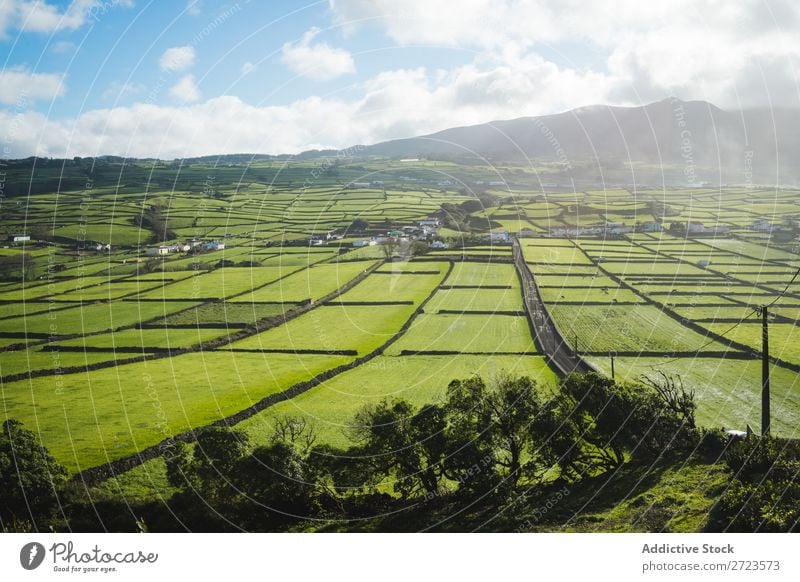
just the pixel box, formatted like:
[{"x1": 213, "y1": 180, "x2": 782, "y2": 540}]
[{"x1": 20, "y1": 542, "x2": 46, "y2": 570}]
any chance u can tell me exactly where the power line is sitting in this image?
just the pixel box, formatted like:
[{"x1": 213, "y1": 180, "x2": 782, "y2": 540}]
[{"x1": 644, "y1": 263, "x2": 800, "y2": 369}]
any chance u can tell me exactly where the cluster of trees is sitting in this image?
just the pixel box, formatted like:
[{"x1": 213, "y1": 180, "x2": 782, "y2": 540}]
[
  {"x1": 711, "y1": 435, "x2": 800, "y2": 532},
  {"x1": 149, "y1": 372, "x2": 705, "y2": 530},
  {"x1": 3, "y1": 372, "x2": 797, "y2": 532},
  {"x1": 0, "y1": 253, "x2": 36, "y2": 281},
  {"x1": 135, "y1": 204, "x2": 176, "y2": 242},
  {"x1": 438, "y1": 194, "x2": 498, "y2": 233}
]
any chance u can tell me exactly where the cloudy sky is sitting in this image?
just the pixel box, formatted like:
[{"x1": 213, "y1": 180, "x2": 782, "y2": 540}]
[{"x1": 1, "y1": 0, "x2": 798, "y2": 158}]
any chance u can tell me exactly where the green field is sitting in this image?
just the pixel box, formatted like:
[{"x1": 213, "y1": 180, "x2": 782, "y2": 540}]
[
  {"x1": 238, "y1": 354, "x2": 557, "y2": 449},
  {"x1": 386, "y1": 313, "x2": 537, "y2": 354},
  {"x1": 2, "y1": 162, "x2": 800, "y2": 500}
]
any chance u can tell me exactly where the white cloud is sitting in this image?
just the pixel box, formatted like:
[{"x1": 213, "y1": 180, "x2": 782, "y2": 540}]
[
  {"x1": 0, "y1": 68, "x2": 65, "y2": 105},
  {"x1": 330, "y1": 0, "x2": 800, "y2": 108},
  {"x1": 186, "y1": 0, "x2": 201, "y2": 16},
  {"x1": 3, "y1": 1, "x2": 799, "y2": 158},
  {"x1": 280, "y1": 27, "x2": 356, "y2": 81},
  {"x1": 159, "y1": 45, "x2": 196, "y2": 72},
  {"x1": 0, "y1": 0, "x2": 133, "y2": 37},
  {"x1": 50, "y1": 40, "x2": 76, "y2": 54},
  {"x1": 101, "y1": 80, "x2": 146, "y2": 101},
  {"x1": 0, "y1": 58, "x2": 615, "y2": 158},
  {"x1": 169, "y1": 74, "x2": 201, "y2": 103},
  {"x1": 240, "y1": 61, "x2": 256, "y2": 75}
]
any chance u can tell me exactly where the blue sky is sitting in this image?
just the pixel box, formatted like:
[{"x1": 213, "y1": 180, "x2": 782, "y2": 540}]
[{"x1": 0, "y1": 0, "x2": 797, "y2": 158}]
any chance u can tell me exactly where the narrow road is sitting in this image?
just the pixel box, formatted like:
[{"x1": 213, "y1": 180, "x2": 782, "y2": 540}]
[{"x1": 512, "y1": 237, "x2": 595, "y2": 376}]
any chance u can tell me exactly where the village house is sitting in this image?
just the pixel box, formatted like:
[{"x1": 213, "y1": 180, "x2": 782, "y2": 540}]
[
  {"x1": 639, "y1": 221, "x2": 663, "y2": 233},
  {"x1": 352, "y1": 239, "x2": 377, "y2": 247},
  {"x1": 687, "y1": 221, "x2": 705, "y2": 234},
  {"x1": 488, "y1": 231, "x2": 511, "y2": 243},
  {"x1": 145, "y1": 246, "x2": 172, "y2": 256},
  {"x1": 751, "y1": 219, "x2": 772, "y2": 232}
]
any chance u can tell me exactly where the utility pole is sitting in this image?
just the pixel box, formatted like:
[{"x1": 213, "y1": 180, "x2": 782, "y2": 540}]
[
  {"x1": 610, "y1": 353, "x2": 616, "y2": 380},
  {"x1": 761, "y1": 306, "x2": 771, "y2": 436}
]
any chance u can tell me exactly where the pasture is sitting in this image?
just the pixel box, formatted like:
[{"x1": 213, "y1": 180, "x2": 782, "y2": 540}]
[{"x1": 1, "y1": 162, "x2": 800, "y2": 499}]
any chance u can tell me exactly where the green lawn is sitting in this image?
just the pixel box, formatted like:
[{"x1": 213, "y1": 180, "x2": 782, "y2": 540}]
[
  {"x1": 136, "y1": 266, "x2": 289, "y2": 299},
  {"x1": 444, "y1": 262, "x2": 519, "y2": 287},
  {"x1": 0, "y1": 277, "x2": 112, "y2": 301},
  {"x1": 425, "y1": 287, "x2": 524, "y2": 312},
  {"x1": 0, "y1": 350, "x2": 120, "y2": 378},
  {"x1": 161, "y1": 302, "x2": 291, "y2": 325},
  {"x1": 702, "y1": 322, "x2": 800, "y2": 366},
  {"x1": 386, "y1": 313, "x2": 537, "y2": 354},
  {"x1": 539, "y1": 286, "x2": 644, "y2": 303},
  {"x1": 237, "y1": 354, "x2": 557, "y2": 449},
  {"x1": 53, "y1": 327, "x2": 228, "y2": 350},
  {"x1": 588, "y1": 356, "x2": 800, "y2": 436},
  {"x1": 0, "y1": 301, "x2": 199, "y2": 335},
  {"x1": 227, "y1": 304, "x2": 417, "y2": 354},
  {"x1": 549, "y1": 304, "x2": 732, "y2": 353},
  {"x1": 336, "y1": 267, "x2": 447, "y2": 304},
  {"x1": 0, "y1": 351, "x2": 352, "y2": 472},
  {"x1": 233, "y1": 260, "x2": 377, "y2": 302}
]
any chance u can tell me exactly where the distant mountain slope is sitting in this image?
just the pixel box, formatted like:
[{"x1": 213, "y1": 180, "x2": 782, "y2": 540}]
[{"x1": 348, "y1": 99, "x2": 800, "y2": 183}]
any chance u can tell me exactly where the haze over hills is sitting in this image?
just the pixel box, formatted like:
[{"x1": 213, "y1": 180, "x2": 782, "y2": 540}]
[
  {"x1": 339, "y1": 98, "x2": 800, "y2": 186},
  {"x1": 8, "y1": 99, "x2": 800, "y2": 187},
  {"x1": 180, "y1": 99, "x2": 799, "y2": 186}
]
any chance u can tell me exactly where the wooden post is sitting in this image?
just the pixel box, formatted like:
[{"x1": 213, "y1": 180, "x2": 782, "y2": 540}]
[{"x1": 761, "y1": 306, "x2": 771, "y2": 436}]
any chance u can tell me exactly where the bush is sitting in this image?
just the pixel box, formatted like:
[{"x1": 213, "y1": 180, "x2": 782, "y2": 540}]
[{"x1": 0, "y1": 420, "x2": 67, "y2": 529}]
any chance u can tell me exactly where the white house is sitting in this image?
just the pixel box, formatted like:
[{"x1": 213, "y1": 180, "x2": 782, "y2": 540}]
[
  {"x1": 431, "y1": 240, "x2": 449, "y2": 249},
  {"x1": 418, "y1": 219, "x2": 440, "y2": 227},
  {"x1": 8, "y1": 234, "x2": 30, "y2": 243},
  {"x1": 349, "y1": 182, "x2": 371, "y2": 189},
  {"x1": 489, "y1": 231, "x2": 511, "y2": 243},
  {"x1": 145, "y1": 246, "x2": 171, "y2": 256},
  {"x1": 352, "y1": 239, "x2": 376, "y2": 247}
]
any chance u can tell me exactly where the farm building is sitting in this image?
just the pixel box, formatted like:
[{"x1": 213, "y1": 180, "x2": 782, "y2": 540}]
[
  {"x1": 697, "y1": 260, "x2": 711, "y2": 268},
  {"x1": 687, "y1": 221, "x2": 705, "y2": 234},
  {"x1": 348, "y1": 182, "x2": 371, "y2": 189},
  {"x1": 418, "y1": 219, "x2": 440, "y2": 227},
  {"x1": 751, "y1": 219, "x2": 772, "y2": 232},
  {"x1": 145, "y1": 246, "x2": 172, "y2": 256},
  {"x1": 199, "y1": 241, "x2": 225, "y2": 252},
  {"x1": 352, "y1": 239, "x2": 376, "y2": 247},
  {"x1": 8, "y1": 234, "x2": 30, "y2": 243},
  {"x1": 489, "y1": 231, "x2": 511, "y2": 243},
  {"x1": 640, "y1": 221, "x2": 662, "y2": 232}
]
